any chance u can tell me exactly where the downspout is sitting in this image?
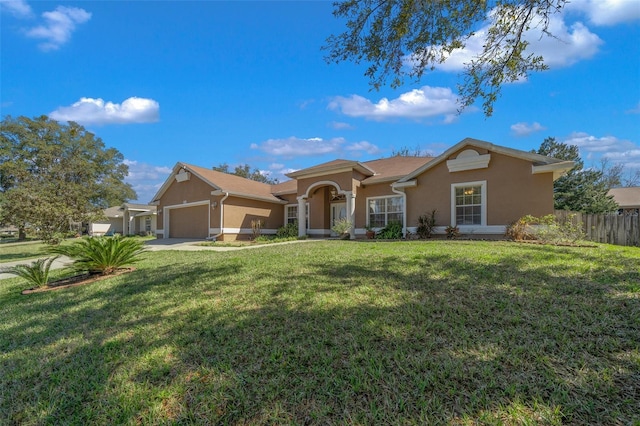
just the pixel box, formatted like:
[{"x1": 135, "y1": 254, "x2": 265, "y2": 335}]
[
  {"x1": 391, "y1": 185, "x2": 407, "y2": 238},
  {"x1": 211, "y1": 191, "x2": 229, "y2": 241}
]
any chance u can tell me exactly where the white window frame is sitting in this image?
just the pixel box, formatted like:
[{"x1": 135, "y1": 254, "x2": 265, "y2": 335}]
[
  {"x1": 451, "y1": 181, "x2": 487, "y2": 227},
  {"x1": 285, "y1": 203, "x2": 309, "y2": 229},
  {"x1": 366, "y1": 195, "x2": 404, "y2": 228}
]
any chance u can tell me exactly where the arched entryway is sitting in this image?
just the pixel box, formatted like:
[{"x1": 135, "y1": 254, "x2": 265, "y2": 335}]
[{"x1": 297, "y1": 180, "x2": 355, "y2": 239}]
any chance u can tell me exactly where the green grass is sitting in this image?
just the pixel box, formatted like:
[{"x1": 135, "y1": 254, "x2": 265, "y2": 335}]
[
  {"x1": 1, "y1": 241, "x2": 638, "y2": 424},
  {"x1": 0, "y1": 240, "x2": 51, "y2": 263}
]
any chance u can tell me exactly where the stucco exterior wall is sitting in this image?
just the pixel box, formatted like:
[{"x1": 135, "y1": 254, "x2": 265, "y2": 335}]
[
  {"x1": 223, "y1": 197, "x2": 284, "y2": 230},
  {"x1": 405, "y1": 149, "x2": 554, "y2": 228}
]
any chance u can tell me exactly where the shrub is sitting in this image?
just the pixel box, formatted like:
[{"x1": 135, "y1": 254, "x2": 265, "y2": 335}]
[
  {"x1": 276, "y1": 221, "x2": 299, "y2": 239},
  {"x1": 251, "y1": 219, "x2": 264, "y2": 240},
  {"x1": 506, "y1": 214, "x2": 586, "y2": 244},
  {"x1": 1, "y1": 256, "x2": 60, "y2": 288},
  {"x1": 331, "y1": 218, "x2": 352, "y2": 237},
  {"x1": 49, "y1": 235, "x2": 147, "y2": 275},
  {"x1": 417, "y1": 209, "x2": 437, "y2": 239},
  {"x1": 376, "y1": 221, "x2": 403, "y2": 239},
  {"x1": 445, "y1": 225, "x2": 460, "y2": 239}
]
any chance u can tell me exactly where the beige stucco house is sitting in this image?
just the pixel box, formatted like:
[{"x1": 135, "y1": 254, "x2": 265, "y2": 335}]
[
  {"x1": 151, "y1": 138, "x2": 573, "y2": 240},
  {"x1": 89, "y1": 203, "x2": 157, "y2": 236}
]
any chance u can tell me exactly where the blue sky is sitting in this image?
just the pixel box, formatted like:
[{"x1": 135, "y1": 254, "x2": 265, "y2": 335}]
[{"x1": 2, "y1": 0, "x2": 639, "y2": 203}]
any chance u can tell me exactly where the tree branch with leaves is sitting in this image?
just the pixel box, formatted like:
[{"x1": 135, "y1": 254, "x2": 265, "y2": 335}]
[{"x1": 325, "y1": 0, "x2": 566, "y2": 116}]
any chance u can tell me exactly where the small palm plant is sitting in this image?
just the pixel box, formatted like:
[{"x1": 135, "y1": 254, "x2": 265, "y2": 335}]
[
  {"x1": 50, "y1": 235, "x2": 147, "y2": 275},
  {"x1": 1, "y1": 256, "x2": 60, "y2": 288}
]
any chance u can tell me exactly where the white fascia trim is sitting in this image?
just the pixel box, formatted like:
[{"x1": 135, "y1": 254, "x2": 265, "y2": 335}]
[
  {"x1": 392, "y1": 180, "x2": 417, "y2": 189},
  {"x1": 532, "y1": 161, "x2": 574, "y2": 181},
  {"x1": 446, "y1": 154, "x2": 491, "y2": 172},
  {"x1": 290, "y1": 166, "x2": 355, "y2": 180},
  {"x1": 211, "y1": 190, "x2": 287, "y2": 204}
]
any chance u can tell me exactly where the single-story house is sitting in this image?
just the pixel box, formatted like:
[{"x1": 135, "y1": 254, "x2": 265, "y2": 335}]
[
  {"x1": 608, "y1": 187, "x2": 640, "y2": 215},
  {"x1": 89, "y1": 203, "x2": 157, "y2": 236},
  {"x1": 150, "y1": 138, "x2": 573, "y2": 240}
]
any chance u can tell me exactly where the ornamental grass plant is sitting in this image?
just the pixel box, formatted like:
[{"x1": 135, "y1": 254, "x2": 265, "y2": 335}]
[{"x1": 49, "y1": 235, "x2": 147, "y2": 275}]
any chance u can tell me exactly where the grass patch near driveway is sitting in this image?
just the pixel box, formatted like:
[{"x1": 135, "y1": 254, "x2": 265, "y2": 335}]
[
  {"x1": 0, "y1": 240, "x2": 54, "y2": 263},
  {"x1": 1, "y1": 241, "x2": 638, "y2": 424}
]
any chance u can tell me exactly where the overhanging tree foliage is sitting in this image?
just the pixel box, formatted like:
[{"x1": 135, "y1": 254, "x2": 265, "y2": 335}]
[
  {"x1": 0, "y1": 115, "x2": 136, "y2": 243},
  {"x1": 325, "y1": 0, "x2": 566, "y2": 116},
  {"x1": 212, "y1": 163, "x2": 278, "y2": 184},
  {"x1": 535, "y1": 137, "x2": 618, "y2": 214}
]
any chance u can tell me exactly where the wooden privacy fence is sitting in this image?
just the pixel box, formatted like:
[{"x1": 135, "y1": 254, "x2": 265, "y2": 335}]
[{"x1": 554, "y1": 210, "x2": 640, "y2": 247}]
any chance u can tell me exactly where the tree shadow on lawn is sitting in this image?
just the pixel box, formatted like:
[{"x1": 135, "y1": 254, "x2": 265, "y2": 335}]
[
  {"x1": 1, "y1": 243, "x2": 638, "y2": 424},
  {"x1": 0, "y1": 261, "x2": 243, "y2": 424},
  {"x1": 161, "y1": 246, "x2": 638, "y2": 423}
]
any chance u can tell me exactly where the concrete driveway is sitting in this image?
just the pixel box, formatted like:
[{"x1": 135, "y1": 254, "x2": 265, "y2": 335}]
[{"x1": 0, "y1": 255, "x2": 72, "y2": 280}]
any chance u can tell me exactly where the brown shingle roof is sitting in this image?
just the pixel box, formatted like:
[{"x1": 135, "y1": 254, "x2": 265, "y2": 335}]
[
  {"x1": 271, "y1": 179, "x2": 297, "y2": 195},
  {"x1": 286, "y1": 159, "x2": 375, "y2": 178},
  {"x1": 608, "y1": 187, "x2": 640, "y2": 208},
  {"x1": 362, "y1": 156, "x2": 434, "y2": 185},
  {"x1": 183, "y1": 163, "x2": 285, "y2": 203}
]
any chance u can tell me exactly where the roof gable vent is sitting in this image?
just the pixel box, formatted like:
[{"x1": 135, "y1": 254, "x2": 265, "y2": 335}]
[{"x1": 446, "y1": 149, "x2": 491, "y2": 172}]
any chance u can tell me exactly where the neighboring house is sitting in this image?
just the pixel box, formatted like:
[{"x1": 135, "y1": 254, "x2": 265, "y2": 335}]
[
  {"x1": 608, "y1": 187, "x2": 640, "y2": 215},
  {"x1": 89, "y1": 203, "x2": 157, "y2": 236},
  {"x1": 151, "y1": 138, "x2": 573, "y2": 240}
]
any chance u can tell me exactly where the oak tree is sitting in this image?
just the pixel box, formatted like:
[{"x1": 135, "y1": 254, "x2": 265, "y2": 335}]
[
  {"x1": 325, "y1": 0, "x2": 566, "y2": 116},
  {"x1": 212, "y1": 163, "x2": 278, "y2": 184},
  {"x1": 0, "y1": 115, "x2": 136, "y2": 243}
]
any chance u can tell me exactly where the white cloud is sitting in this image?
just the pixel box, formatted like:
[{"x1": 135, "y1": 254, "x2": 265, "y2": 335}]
[
  {"x1": 269, "y1": 163, "x2": 285, "y2": 170},
  {"x1": 328, "y1": 86, "x2": 460, "y2": 122},
  {"x1": 510, "y1": 121, "x2": 546, "y2": 137},
  {"x1": 410, "y1": 12, "x2": 602, "y2": 73},
  {"x1": 626, "y1": 102, "x2": 640, "y2": 114},
  {"x1": 50, "y1": 97, "x2": 160, "y2": 125},
  {"x1": 251, "y1": 137, "x2": 342, "y2": 157},
  {"x1": 251, "y1": 136, "x2": 380, "y2": 158},
  {"x1": 328, "y1": 121, "x2": 355, "y2": 130},
  {"x1": 530, "y1": 18, "x2": 602, "y2": 68},
  {"x1": 345, "y1": 141, "x2": 381, "y2": 155},
  {"x1": 26, "y1": 6, "x2": 91, "y2": 51},
  {"x1": 123, "y1": 160, "x2": 172, "y2": 203},
  {"x1": 566, "y1": 0, "x2": 640, "y2": 26},
  {"x1": 0, "y1": 0, "x2": 32, "y2": 17},
  {"x1": 562, "y1": 132, "x2": 640, "y2": 169}
]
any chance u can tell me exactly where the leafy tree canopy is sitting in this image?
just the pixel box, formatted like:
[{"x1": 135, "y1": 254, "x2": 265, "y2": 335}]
[
  {"x1": 212, "y1": 163, "x2": 278, "y2": 184},
  {"x1": 0, "y1": 115, "x2": 136, "y2": 242},
  {"x1": 535, "y1": 137, "x2": 618, "y2": 214},
  {"x1": 325, "y1": 0, "x2": 565, "y2": 116}
]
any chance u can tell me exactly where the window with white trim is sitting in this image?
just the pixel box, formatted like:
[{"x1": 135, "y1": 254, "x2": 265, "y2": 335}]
[
  {"x1": 368, "y1": 196, "x2": 403, "y2": 228},
  {"x1": 285, "y1": 204, "x2": 309, "y2": 229},
  {"x1": 452, "y1": 181, "x2": 486, "y2": 226}
]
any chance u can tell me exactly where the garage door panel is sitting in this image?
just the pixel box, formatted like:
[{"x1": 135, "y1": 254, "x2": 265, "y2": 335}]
[{"x1": 169, "y1": 205, "x2": 208, "y2": 238}]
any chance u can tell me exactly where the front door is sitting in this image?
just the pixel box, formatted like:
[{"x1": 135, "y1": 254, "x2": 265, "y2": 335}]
[{"x1": 330, "y1": 202, "x2": 347, "y2": 236}]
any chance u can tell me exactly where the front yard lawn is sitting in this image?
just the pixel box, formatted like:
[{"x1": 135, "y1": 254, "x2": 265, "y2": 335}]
[
  {"x1": 0, "y1": 240, "x2": 51, "y2": 263},
  {"x1": 1, "y1": 241, "x2": 638, "y2": 424}
]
